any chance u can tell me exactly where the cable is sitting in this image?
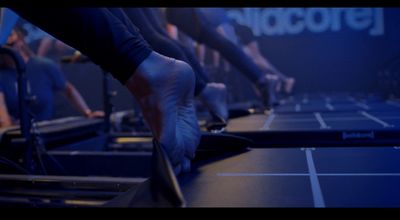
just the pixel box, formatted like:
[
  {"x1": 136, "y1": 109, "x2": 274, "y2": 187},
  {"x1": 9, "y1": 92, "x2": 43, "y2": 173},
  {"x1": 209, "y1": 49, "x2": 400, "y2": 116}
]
[
  {"x1": 30, "y1": 113, "x2": 67, "y2": 176},
  {"x1": 0, "y1": 155, "x2": 30, "y2": 174}
]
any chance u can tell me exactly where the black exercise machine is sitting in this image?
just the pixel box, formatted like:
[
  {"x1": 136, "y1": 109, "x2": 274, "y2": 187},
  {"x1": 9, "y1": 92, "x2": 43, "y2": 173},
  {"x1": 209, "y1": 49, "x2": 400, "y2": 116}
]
[{"x1": 0, "y1": 47, "x2": 251, "y2": 207}]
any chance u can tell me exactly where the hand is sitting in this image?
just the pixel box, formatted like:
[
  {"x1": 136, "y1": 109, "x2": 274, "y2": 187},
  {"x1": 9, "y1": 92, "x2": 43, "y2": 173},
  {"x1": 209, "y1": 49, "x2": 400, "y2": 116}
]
[
  {"x1": 70, "y1": 51, "x2": 82, "y2": 63},
  {"x1": 84, "y1": 110, "x2": 105, "y2": 118},
  {"x1": 0, "y1": 116, "x2": 13, "y2": 128}
]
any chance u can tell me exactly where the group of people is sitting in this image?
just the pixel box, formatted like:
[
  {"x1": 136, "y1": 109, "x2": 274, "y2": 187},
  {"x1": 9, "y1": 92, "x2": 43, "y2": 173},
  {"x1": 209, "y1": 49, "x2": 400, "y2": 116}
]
[{"x1": 0, "y1": 7, "x2": 296, "y2": 175}]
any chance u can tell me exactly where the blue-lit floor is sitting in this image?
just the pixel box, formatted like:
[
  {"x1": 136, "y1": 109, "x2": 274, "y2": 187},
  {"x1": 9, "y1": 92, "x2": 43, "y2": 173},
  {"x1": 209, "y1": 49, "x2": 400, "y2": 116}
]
[
  {"x1": 179, "y1": 94, "x2": 400, "y2": 207},
  {"x1": 179, "y1": 147, "x2": 400, "y2": 207}
]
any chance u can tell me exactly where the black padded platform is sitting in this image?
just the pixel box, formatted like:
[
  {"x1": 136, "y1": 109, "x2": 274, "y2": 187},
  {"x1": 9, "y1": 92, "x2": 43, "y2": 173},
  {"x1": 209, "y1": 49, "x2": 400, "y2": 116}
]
[
  {"x1": 0, "y1": 174, "x2": 144, "y2": 207},
  {"x1": 275, "y1": 94, "x2": 400, "y2": 113},
  {"x1": 0, "y1": 116, "x2": 104, "y2": 150},
  {"x1": 226, "y1": 94, "x2": 400, "y2": 147},
  {"x1": 179, "y1": 146, "x2": 400, "y2": 207},
  {"x1": 0, "y1": 140, "x2": 186, "y2": 207},
  {"x1": 1, "y1": 93, "x2": 399, "y2": 207},
  {"x1": 14, "y1": 141, "x2": 395, "y2": 207}
]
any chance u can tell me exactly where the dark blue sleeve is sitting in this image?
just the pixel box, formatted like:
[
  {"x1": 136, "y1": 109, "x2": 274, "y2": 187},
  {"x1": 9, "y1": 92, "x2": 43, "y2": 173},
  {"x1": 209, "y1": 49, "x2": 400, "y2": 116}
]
[
  {"x1": 198, "y1": 8, "x2": 230, "y2": 28},
  {"x1": 233, "y1": 23, "x2": 256, "y2": 45},
  {"x1": 41, "y1": 58, "x2": 67, "y2": 91}
]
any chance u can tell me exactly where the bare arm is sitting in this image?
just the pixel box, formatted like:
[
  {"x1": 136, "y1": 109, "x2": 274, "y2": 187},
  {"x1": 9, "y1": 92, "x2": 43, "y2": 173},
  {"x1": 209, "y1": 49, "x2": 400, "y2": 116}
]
[
  {"x1": 195, "y1": 43, "x2": 206, "y2": 66},
  {"x1": 0, "y1": 92, "x2": 13, "y2": 127},
  {"x1": 243, "y1": 41, "x2": 287, "y2": 80},
  {"x1": 63, "y1": 82, "x2": 104, "y2": 118},
  {"x1": 166, "y1": 23, "x2": 179, "y2": 40},
  {"x1": 36, "y1": 37, "x2": 54, "y2": 57}
]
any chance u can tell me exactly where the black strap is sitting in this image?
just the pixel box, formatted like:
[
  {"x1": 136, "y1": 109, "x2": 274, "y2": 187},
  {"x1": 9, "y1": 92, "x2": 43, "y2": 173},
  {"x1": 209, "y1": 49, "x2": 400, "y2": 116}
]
[{"x1": 104, "y1": 139, "x2": 186, "y2": 207}]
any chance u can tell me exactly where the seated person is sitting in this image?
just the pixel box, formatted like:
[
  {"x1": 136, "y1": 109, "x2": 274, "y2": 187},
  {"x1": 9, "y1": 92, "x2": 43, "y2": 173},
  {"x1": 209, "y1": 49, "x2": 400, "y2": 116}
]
[
  {"x1": 16, "y1": 18, "x2": 75, "y2": 64},
  {"x1": 0, "y1": 26, "x2": 103, "y2": 127}
]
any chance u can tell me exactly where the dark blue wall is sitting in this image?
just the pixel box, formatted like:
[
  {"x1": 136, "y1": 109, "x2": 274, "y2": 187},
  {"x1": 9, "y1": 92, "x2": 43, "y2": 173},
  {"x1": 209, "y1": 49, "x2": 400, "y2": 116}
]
[{"x1": 226, "y1": 8, "x2": 400, "y2": 93}]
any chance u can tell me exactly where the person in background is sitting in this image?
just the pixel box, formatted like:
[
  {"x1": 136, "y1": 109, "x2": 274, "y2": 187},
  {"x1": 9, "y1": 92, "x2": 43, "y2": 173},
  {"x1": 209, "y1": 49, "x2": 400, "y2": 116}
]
[
  {"x1": 15, "y1": 18, "x2": 75, "y2": 65},
  {"x1": 0, "y1": 26, "x2": 104, "y2": 127}
]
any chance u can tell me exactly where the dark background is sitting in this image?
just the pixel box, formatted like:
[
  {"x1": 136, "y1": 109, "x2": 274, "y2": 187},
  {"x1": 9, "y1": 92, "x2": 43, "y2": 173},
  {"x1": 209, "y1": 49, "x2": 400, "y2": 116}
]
[
  {"x1": 18, "y1": 8, "x2": 400, "y2": 118},
  {"x1": 225, "y1": 8, "x2": 400, "y2": 93}
]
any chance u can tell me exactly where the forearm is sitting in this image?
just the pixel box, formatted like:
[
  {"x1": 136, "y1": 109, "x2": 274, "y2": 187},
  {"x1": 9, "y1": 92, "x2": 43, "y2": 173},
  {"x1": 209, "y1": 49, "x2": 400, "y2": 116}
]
[
  {"x1": 243, "y1": 45, "x2": 287, "y2": 80},
  {"x1": 37, "y1": 37, "x2": 54, "y2": 57},
  {"x1": 0, "y1": 93, "x2": 13, "y2": 127},
  {"x1": 64, "y1": 82, "x2": 91, "y2": 117},
  {"x1": 262, "y1": 58, "x2": 287, "y2": 80},
  {"x1": 212, "y1": 50, "x2": 220, "y2": 67},
  {"x1": 243, "y1": 46, "x2": 267, "y2": 70},
  {"x1": 196, "y1": 43, "x2": 206, "y2": 66},
  {"x1": 166, "y1": 23, "x2": 179, "y2": 40}
]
